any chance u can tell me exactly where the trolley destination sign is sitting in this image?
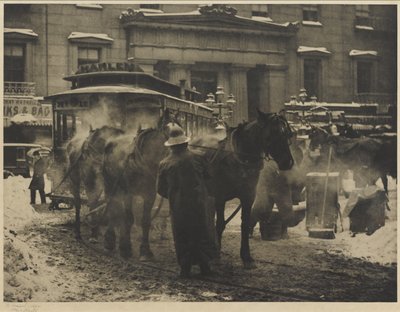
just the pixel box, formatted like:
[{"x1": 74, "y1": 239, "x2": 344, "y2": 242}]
[
  {"x1": 54, "y1": 98, "x2": 90, "y2": 110},
  {"x1": 76, "y1": 62, "x2": 139, "y2": 74}
]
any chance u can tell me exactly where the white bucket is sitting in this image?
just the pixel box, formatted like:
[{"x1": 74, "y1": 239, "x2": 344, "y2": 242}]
[{"x1": 342, "y1": 178, "x2": 356, "y2": 193}]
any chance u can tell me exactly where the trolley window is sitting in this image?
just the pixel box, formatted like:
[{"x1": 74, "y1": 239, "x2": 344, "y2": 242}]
[
  {"x1": 187, "y1": 114, "x2": 193, "y2": 138},
  {"x1": 16, "y1": 147, "x2": 25, "y2": 161},
  {"x1": 56, "y1": 112, "x2": 77, "y2": 145}
]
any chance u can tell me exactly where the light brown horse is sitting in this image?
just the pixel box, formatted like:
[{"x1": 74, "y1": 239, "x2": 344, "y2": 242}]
[
  {"x1": 66, "y1": 126, "x2": 125, "y2": 239},
  {"x1": 101, "y1": 109, "x2": 179, "y2": 259}
]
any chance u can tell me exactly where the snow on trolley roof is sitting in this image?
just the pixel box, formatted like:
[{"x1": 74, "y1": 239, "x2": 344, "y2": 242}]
[{"x1": 44, "y1": 85, "x2": 213, "y2": 112}]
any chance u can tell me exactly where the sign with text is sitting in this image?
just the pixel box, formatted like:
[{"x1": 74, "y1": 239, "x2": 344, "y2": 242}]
[{"x1": 3, "y1": 98, "x2": 52, "y2": 119}]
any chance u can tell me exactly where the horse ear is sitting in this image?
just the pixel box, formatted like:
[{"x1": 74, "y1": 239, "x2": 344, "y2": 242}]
[
  {"x1": 89, "y1": 124, "x2": 93, "y2": 132},
  {"x1": 164, "y1": 107, "x2": 170, "y2": 118},
  {"x1": 256, "y1": 108, "x2": 267, "y2": 121},
  {"x1": 137, "y1": 124, "x2": 142, "y2": 133}
]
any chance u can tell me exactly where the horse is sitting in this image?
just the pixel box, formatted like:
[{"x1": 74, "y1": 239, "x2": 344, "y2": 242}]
[
  {"x1": 190, "y1": 109, "x2": 294, "y2": 268},
  {"x1": 101, "y1": 109, "x2": 178, "y2": 259},
  {"x1": 308, "y1": 126, "x2": 396, "y2": 194},
  {"x1": 66, "y1": 126, "x2": 125, "y2": 240}
]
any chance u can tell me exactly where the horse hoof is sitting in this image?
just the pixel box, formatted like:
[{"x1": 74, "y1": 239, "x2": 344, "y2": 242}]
[
  {"x1": 120, "y1": 250, "x2": 132, "y2": 259},
  {"x1": 139, "y1": 251, "x2": 154, "y2": 262},
  {"x1": 243, "y1": 261, "x2": 257, "y2": 270},
  {"x1": 104, "y1": 241, "x2": 115, "y2": 251},
  {"x1": 88, "y1": 237, "x2": 98, "y2": 244}
]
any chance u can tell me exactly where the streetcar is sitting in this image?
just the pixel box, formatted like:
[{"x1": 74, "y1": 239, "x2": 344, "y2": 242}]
[{"x1": 44, "y1": 62, "x2": 215, "y2": 206}]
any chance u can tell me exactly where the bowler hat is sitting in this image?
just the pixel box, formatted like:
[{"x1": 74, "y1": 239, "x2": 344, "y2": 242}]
[{"x1": 164, "y1": 125, "x2": 190, "y2": 146}]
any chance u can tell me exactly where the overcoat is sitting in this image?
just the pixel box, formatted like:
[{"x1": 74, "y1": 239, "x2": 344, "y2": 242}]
[
  {"x1": 29, "y1": 158, "x2": 47, "y2": 190},
  {"x1": 157, "y1": 149, "x2": 218, "y2": 267}
]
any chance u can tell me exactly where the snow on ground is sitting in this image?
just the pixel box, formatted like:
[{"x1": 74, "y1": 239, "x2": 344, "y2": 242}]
[
  {"x1": 288, "y1": 177, "x2": 397, "y2": 266},
  {"x1": 227, "y1": 176, "x2": 397, "y2": 267},
  {"x1": 333, "y1": 178, "x2": 397, "y2": 265},
  {"x1": 4, "y1": 176, "x2": 40, "y2": 230},
  {"x1": 2, "y1": 175, "x2": 398, "y2": 301},
  {"x1": 3, "y1": 175, "x2": 67, "y2": 301}
]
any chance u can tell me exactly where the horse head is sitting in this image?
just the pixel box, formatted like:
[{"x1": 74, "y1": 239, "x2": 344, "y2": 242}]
[
  {"x1": 255, "y1": 109, "x2": 294, "y2": 170},
  {"x1": 83, "y1": 125, "x2": 125, "y2": 154},
  {"x1": 308, "y1": 125, "x2": 330, "y2": 151},
  {"x1": 157, "y1": 108, "x2": 182, "y2": 138}
]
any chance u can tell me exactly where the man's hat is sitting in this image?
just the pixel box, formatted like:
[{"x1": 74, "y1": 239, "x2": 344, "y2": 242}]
[{"x1": 164, "y1": 124, "x2": 190, "y2": 146}]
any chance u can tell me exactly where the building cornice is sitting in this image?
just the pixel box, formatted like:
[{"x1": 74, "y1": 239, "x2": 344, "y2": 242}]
[{"x1": 120, "y1": 5, "x2": 298, "y2": 37}]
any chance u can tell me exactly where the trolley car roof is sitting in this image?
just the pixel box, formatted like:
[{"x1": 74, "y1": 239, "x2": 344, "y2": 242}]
[{"x1": 44, "y1": 85, "x2": 213, "y2": 112}]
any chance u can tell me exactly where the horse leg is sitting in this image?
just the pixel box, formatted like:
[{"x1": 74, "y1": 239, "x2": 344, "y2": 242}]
[
  {"x1": 119, "y1": 193, "x2": 134, "y2": 259},
  {"x1": 381, "y1": 174, "x2": 388, "y2": 195},
  {"x1": 86, "y1": 185, "x2": 103, "y2": 241},
  {"x1": 240, "y1": 196, "x2": 256, "y2": 269},
  {"x1": 139, "y1": 191, "x2": 156, "y2": 261},
  {"x1": 215, "y1": 199, "x2": 226, "y2": 252},
  {"x1": 103, "y1": 194, "x2": 117, "y2": 252},
  {"x1": 70, "y1": 175, "x2": 82, "y2": 240}
]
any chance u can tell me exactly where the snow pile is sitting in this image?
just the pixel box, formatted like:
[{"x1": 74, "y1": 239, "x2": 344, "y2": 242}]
[
  {"x1": 3, "y1": 176, "x2": 41, "y2": 230},
  {"x1": 289, "y1": 178, "x2": 397, "y2": 266},
  {"x1": 333, "y1": 221, "x2": 397, "y2": 265},
  {"x1": 3, "y1": 176, "x2": 65, "y2": 302}
]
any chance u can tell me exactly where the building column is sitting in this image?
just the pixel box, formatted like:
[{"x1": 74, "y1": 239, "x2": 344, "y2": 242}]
[
  {"x1": 229, "y1": 65, "x2": 250, "y2": 125},
  {"x1": 134, "y1": 58, "x2": 158, "y2": 75},
  {"x1": 168, "y1": 62, "x2": 191, "y2": 87},
  {"x1": 266, "y1": 65, "x2": 288, "y2": 113}
]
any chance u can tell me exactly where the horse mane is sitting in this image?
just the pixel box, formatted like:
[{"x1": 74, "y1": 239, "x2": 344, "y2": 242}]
[{"x1": 133, "y1": 128, "x2": 157, "y2": 151}]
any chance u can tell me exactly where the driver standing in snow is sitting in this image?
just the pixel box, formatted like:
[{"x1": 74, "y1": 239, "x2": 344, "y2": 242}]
[
  {"x1": 29, "y1": 151, "x2": 47, "y2": 205},
  {"x1": 157, "y1": 124, "x2": 218, "y2": 278}
]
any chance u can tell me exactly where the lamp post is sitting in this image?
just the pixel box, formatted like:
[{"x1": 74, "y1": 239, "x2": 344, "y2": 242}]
[
  {"x1": 298, "y1": 88, "x2": 308, "y2": 117},
  {"x1": 205, "y1": 86, "x2": 236, "y2": 126}
]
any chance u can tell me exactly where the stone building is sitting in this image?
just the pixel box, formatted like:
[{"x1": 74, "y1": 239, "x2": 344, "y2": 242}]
[{"x1": 3, "y1": 3, "x2": 397, "y2": 126}]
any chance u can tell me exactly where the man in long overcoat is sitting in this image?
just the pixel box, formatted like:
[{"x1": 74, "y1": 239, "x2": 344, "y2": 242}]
[
  {"x1": 29, "y1": 151, "x2": 47, "y2": 204},
  {"x1": 157, "y1": 125, "x2": 217, "y2": 278}
]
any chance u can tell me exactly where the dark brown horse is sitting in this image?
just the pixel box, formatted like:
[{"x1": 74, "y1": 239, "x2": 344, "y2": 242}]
[
  {"x1": 308, "y1": 126, "x2": 397, "y2": 194},
  {"x1": 191, "y1": 109, "x2": 294, "y2": 268},
  {"x1": 66, "y1": 126, "x2": 125, "y2": 239},
  {"x1": 101, "y1": 109, "x2": 178, "y2": 259}
]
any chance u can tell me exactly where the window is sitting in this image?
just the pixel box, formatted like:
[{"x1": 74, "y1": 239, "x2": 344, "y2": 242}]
[
  {"x1": 191, "y1": 71, "x2": 217, "y2": 102},
  {"x1": 251, "y1": 4, "x2": 268, "y2": 18},
  {"x1": 304, "y1": 59, "x2": 321, "y2": 99},
  {"x1": 357, "y1": 61, "x2": 373, "y2": 93},
  {"x1": 355, "y1": 5, "x2": 371, "y2": 27},
  {"x1": 140, "y1": 4, "x2": 160, "y2": 10},
  {"x1": 303, "y1": 5, "x2": 319, "y2": 22},
  {"x1": 4, "y1": 44, "x2": 25, "y2": 81},
  {"x1": 16, "y1": 148, "x2": 25, "y2": 161},
  {"x1": 57, "y1": 113, "x2": 77, "y2": 143},
  {"x1": 78, "y1": 48, "x2": 100, "y2": 67}
]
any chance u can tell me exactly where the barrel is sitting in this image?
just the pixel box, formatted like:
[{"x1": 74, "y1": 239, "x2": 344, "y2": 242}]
[
  {"x1": 306, "y1": 172, "x2": 340, "y2": 238},
  {"x1": 259, "y1": 209, "x2": 283, "y2": 241}
]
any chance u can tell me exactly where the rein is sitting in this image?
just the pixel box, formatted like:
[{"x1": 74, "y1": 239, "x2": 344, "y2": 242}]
[
  {"x1": 127, "y1": 128, "x2": 163, "y2": 181},
  {"x1": 83, "y1": 141, "x2": 105, "y2": 166}
]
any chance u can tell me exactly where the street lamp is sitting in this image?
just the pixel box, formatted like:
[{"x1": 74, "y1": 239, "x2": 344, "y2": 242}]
[
  {"x1": 299, "y1": 88, "x2": 308, "y2": 105},
  {"x1": 298, "y1": 88, "x2": 308, "y2": 117},
  {"x1": 205, "y1": 86, "x2": 236, "y2": 124}
]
